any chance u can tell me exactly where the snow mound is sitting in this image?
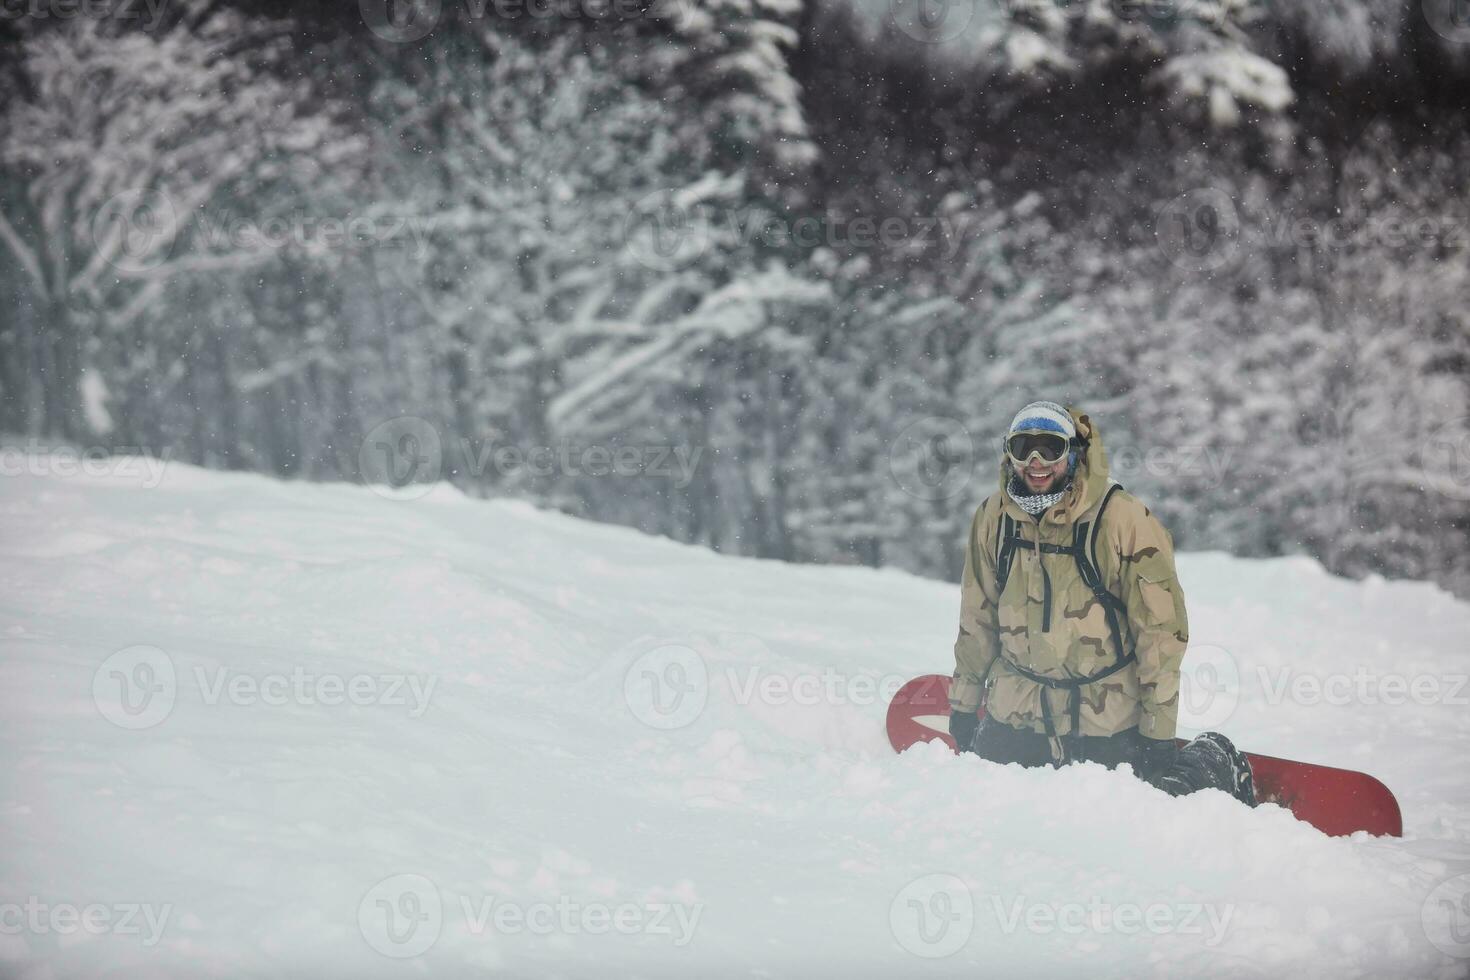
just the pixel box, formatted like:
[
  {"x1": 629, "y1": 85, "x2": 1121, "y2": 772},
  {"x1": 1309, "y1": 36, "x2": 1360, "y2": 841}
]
[{"x1": 1, "y1": 459, "x2": 1467, "y2": 977}]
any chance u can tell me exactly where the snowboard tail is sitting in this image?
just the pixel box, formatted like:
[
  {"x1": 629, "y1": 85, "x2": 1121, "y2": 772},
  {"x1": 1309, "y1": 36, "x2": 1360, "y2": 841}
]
[{"x1": 887, "y1": 674, "x2": 1402, "y2": 838}]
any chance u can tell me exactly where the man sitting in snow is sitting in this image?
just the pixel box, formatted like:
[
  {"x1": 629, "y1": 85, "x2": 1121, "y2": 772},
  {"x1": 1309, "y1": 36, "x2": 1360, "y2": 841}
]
[{"x1": 949, "y1": 400, "x2": 1255, "y2": 803}]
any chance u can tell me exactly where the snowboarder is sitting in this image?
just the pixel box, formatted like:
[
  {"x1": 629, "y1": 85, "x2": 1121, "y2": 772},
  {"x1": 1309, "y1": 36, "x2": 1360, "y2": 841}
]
[{"x1": 949, "y1": 400, "x2": 1255, "y2": 804}]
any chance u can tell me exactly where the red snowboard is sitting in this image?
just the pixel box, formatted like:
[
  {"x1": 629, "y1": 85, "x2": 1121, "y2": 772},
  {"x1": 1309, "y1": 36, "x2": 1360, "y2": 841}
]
[{"x1": 888, "y1": 674, "x2": 1402, "y2": 838}]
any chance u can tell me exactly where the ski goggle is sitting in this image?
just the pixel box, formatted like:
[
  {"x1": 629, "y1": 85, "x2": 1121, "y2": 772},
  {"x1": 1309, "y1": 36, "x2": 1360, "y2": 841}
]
[{"x1": 1005, "y1": 430, "x2": 1070, "y2": 466}]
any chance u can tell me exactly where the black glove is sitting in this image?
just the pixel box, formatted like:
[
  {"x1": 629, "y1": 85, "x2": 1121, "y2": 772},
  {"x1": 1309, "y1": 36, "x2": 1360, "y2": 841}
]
[
  {"x1": 1132, "y1": 734, "x2": 1179, "y2": 781},
  {"x1": 950, "y1": 711, "x2": 980, "y2": 753}
]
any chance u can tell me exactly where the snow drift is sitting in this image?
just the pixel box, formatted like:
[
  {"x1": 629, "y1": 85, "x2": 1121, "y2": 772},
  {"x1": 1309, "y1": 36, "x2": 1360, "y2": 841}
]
[{"x1": 1, "y1": 453, "x2": 1468, "y2": 978}]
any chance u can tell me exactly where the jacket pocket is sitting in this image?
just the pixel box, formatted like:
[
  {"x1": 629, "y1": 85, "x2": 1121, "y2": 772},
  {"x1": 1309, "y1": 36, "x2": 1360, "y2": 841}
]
[{"x1": 1136, "y1": 572, "x2": 1177, "y2": 627}]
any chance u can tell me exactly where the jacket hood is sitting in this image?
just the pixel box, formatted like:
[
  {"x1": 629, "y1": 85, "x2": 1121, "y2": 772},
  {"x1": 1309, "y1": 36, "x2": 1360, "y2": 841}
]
[{"x1": 997, "y1": 405, "x2": 1111, "y2": 526}]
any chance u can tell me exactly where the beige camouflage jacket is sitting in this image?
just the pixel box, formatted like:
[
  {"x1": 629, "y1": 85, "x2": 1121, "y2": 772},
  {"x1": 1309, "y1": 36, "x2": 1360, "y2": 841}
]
[{"x1": 950, "y1": 407, "x2": 1189, "y2": 752}]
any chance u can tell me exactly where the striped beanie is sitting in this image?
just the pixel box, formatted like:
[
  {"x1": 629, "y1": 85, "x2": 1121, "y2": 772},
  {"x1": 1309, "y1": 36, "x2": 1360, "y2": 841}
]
[{"x1": 1005, "y1": 401, "x2": 1076, "y2": 443}]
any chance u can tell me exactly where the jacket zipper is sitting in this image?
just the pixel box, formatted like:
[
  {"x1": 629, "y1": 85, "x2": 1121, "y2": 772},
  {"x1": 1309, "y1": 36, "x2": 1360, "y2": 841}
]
[{"x1": 1035, "y1": 513, "x2": 1052, "y2": 632}]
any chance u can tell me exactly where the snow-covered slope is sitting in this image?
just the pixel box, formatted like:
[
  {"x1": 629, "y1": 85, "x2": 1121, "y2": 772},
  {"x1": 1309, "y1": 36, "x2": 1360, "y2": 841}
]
[{"x1": 1, "y1": 456, "x2": 1468, "y2": 978}]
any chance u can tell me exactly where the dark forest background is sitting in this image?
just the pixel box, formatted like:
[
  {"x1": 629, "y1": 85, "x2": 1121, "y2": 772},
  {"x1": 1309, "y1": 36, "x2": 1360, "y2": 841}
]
[{"x1": 2, "y1": 0, "x2": 1469, "y2": 595}]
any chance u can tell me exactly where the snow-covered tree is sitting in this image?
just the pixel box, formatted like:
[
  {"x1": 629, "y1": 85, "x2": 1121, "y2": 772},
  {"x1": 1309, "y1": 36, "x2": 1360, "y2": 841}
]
[
  {"x1": 0, "y1": 7, "x2": 349, "y2": 439},
  {"x1": 368, "y1": 31, "x2": 825, "y2": 497}
]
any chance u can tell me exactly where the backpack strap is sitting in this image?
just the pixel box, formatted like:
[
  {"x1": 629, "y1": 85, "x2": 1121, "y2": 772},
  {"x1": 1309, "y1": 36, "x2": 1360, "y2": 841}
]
[
  {"x1": 993, "y1": 512, "x2": 1018, "y2": 597},
  {"x1": 1075, "y1": 483, "x2": 1132, "y2": 676}
]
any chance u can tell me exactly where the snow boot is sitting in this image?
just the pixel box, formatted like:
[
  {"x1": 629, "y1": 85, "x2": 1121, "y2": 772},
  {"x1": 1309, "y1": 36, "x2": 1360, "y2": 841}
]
[{"x1": 1154, "y1": 731, "x2": 1256, "y2": 806}]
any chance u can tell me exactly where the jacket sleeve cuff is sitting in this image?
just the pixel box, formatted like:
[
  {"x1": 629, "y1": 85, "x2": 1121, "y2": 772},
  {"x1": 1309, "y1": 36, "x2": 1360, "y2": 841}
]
[
  {"x1": 949, "y1": 673, "x2": 985, "y2": 714},
  {"x1": 1138, "y1": 706, "x2": 1178, "y2": 740}
]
